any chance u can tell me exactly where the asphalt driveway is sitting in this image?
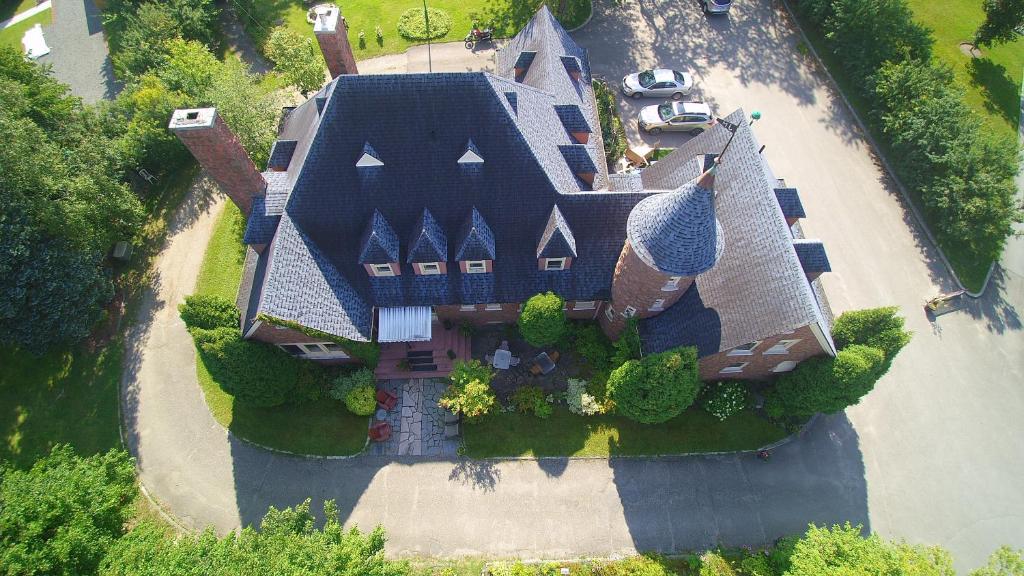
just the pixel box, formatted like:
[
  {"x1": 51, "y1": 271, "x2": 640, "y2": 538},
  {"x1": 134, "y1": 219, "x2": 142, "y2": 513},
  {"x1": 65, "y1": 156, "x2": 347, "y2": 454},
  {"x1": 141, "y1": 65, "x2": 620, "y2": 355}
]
[{"x1": 122, "y1": 0, "x2": 1023, "y2": 571}]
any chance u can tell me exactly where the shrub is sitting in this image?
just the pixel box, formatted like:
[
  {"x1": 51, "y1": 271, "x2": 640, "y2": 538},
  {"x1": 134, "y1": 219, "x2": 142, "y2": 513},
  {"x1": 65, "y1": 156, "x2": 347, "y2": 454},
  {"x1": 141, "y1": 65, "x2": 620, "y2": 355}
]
[
  {"x1": 787, "y1": 523, "x2": 955, "y2": 576},
  {"x1": 593, "y1": 78, "x2": 627, "y2": 164},
  {"x1": 178, "y1": 294, "x2": 239, "y2": 330},
  {"x1": 832, "y1": 306, "x2": 912, "y2": 360},
  {"x1": 765, "y1": 344, "x2": 886, "y2": 418},
  {"x1": 699, "y1": 381, "x2": 749, "y2": 422},
  {"x1": 344, "y1": 384, "x2": 377, "y2": 416},
  {"x1": 566, "y1": 378, "x2": 603, "y2": 415},
  {"x1": 449, "y1": 359, "x2": 493, "y2": 387},
  {"x1": 739, "y1": 553, "x2": 772, "y2": 576},
  {"x1": 611, "y1": 317, "x2": 642, "y2": 367},
  {"x1": 396, "y1": 7, "x2": 452, "y2": 40},
  {"x1": 607, "y1": 346, "x2": 701, "y2": 424},
  {"x1": 699, "y1": 552, "x2": 737, "y2": 576},
  {"x1": 972, "y1": 546, "x2": 1024, "y2": 576},
  {"x1": 768, "y1": 535, "x2": 799, "y2": 576},
  {"x1": 518, "y1": 292, "x2": 568, "y2": 347},
  {"x1": 439, "y1": 378, "x2": 496, "y2": 422},
  {"x1": 510, "y1": 385, "x2": 552, "y2": 418},
  {"x1": 328, "y1": 368, "x2": 375, "y2": 401},
  {"x1": 599, "y1": 555, "x2": 677, "y2": 576},
  {"x1": 573, "y1": 323, "x2": 612, "y2": 372}
]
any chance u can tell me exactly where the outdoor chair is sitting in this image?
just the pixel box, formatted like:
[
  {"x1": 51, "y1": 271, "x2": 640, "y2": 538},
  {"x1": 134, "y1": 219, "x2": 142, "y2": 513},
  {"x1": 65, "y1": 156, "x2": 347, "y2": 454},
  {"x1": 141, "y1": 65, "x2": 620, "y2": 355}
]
[
  {"x1": 509, "y1": 356, "x2": 520, "y2": 367},
  {"x1": 443, "y1": 409, "x2": 460, "y2": 425},
  {"x1": 368, "y1": 421, "x2": 392, "y2": 442},
  {"x1": 549, "y1": 350, "x2": 560, "y2": 363},
  {"x1": 529, "y1": 363, "x2": 543, "y2": 376},
  {"x1": 376, "y1": 389, "x2": 399, "y2": 411}
]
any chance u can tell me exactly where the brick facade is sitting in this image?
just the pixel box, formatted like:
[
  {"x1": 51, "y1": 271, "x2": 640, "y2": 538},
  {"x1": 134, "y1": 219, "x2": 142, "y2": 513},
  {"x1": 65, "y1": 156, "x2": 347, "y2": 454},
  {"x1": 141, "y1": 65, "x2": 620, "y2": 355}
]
[
  {"x1": 169, "y1": 110, "x2": 266, "y2": 215},
  {"x1": 697, "y1": 324, "x2": 825, "y2": 381},
  {"x1": 600, "y1": 241, "x2": 693, "y2": 338},
  {"x1": 248, "y1": 321, "x2": 359, "y2": 365},
  {"x1": 314, "y1": 12, "x2": 358, "y2": 78},
  {"x1": 436, "y1": 303, "x2": 520, "y2": 325}
]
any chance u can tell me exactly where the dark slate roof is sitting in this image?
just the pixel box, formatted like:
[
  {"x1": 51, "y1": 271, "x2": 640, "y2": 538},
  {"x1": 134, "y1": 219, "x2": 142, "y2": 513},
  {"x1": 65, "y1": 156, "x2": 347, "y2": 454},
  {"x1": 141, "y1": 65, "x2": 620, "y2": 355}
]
[
  {"x1": 537, "y1": 204, "x2": 577, "y2": 258},
  {"x1": 243, "y1": 196, "x2": 281, "y2": 245},
  {"x1": 774, "y1": 187, "x2": 805, "y2": 219},
  {"x1": 455, "y1": 208, "x2": 497, "y2": 261},
  {"x1": 358, "y1": 210, "x2": 399, "y2": 264},
  {"x1": 407, "y1": 209, "x2": 447, "y2": 263},
  {"x1": 268, "y1": 140, "x2": 297, "y2": 171},
  {"x1": 263, "y1": 171, "x2": 292, "y2": 215},
  {"x1": 793, "y1": 239, "x2": 831, "y2": 274},
  {"x1": 626, "y1": 173, "x2": 723, "y2": 276},
  {"x1": 639, "y1": 111, "x2": 834, "y2": 357}
]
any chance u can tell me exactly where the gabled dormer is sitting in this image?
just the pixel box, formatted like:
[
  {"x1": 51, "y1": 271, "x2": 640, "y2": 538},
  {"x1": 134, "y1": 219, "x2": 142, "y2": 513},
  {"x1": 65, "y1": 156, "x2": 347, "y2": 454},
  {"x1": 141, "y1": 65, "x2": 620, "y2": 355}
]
[
  {"x1": 537, "y1": 205, "x2": 576, "y2": 271},
  {"x1": 458, "y1": 139, "x2": 484, "y2": 164},
  {"x1": 514, "y1": 51, "x2": 536, "y2": 82},
  {"x1": 554, "y1": 105, "x2": 591, "y2": 144},
  {"x1": 359, "y1": 209, "x2": 400, "y2": 277},
  {"x1": 407, "y1": 208, "x2": 447, "y2": 275},
  {"x1": 455, "y1": 207, "x2": 495, "y2": 274},
  {"x1": 559, "y1": 145, "x2": 597, "y2": 190},
  {"x1": 560, "y1": 55, "x2": 582, "y2": 82},
  {"x1": 775, "y1": 187, "x2": 805, "y2": 226},
  {"x1": 356, "y1": 142, "x2": 384, "y2": 167},
  {"x1": 793, "y1": 239, "x2": 830, "y2": 281}
]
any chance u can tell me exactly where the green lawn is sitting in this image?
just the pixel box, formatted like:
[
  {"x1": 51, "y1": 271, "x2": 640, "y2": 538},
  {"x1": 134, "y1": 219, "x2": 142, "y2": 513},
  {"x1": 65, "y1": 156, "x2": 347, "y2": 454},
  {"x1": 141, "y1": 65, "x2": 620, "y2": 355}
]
[
  {"x1": 0, "y1": 7, "x2": 51, "y2": 52},
  {"x1": 191, "y1": 203, "x2": 368, "y2": 456},
  {"x1": 463, "y1": 405, "x2": 788, "y2": 458},
  {"x1": 231, "y1": 0, "x2": 591, "y2": 60},
  {"x1": 1, "y1": 0, "x2": 38, "y2": 21}
]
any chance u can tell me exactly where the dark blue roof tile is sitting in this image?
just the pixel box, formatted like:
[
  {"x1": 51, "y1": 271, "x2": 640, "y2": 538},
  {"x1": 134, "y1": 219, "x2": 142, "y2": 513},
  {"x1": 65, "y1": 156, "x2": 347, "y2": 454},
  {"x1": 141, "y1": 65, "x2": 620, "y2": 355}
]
[
  {"x1": 775, "y1": 187, "x2": 806, "y2": 219},
  {"x1": 358, "y1": 209, "x2": 399, "y2": 264},
  {"x1": 243, "y1": 196, "x2": 281, "y2": 245},
  {"x1": 537, "y1": 204, "x2": 577, "y2": 258},
  {"x1": 407, "y1": 209, "x2": 447, "y2": 263},
  {"x1": 793, "y1": 239, "x2": 830, "y2": 273},
  {"x1": 455, "y1": 207, "x2": 496, "y2": 261}
]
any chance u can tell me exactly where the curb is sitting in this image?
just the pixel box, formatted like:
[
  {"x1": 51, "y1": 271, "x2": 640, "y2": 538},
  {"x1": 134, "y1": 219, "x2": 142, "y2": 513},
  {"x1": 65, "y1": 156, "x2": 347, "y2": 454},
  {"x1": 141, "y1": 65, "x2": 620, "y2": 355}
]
[
  {"x1": 566, "y1": 0, "x2": 596, "y2": 33},
  {"x1": 776, "y1": 0, "x2": 995, "y2": 298}
]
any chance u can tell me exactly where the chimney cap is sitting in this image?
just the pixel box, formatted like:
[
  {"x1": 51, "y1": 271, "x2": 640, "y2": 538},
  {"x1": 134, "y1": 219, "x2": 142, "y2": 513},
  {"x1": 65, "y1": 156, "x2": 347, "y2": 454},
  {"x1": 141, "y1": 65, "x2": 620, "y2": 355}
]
[
  {"x1": 169, "y1": 108, "x2": 217, "y2": 131},
  {"x1": 312, "y1": 6, "x2": 340, "y2": 33}
]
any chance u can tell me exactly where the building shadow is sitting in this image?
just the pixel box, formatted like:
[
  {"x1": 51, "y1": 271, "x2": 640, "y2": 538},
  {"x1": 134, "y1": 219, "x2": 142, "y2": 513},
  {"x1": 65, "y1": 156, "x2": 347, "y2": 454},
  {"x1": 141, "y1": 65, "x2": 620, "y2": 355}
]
[{"x1": 610, "y1": 412, "x2": 869, "y2": 552}]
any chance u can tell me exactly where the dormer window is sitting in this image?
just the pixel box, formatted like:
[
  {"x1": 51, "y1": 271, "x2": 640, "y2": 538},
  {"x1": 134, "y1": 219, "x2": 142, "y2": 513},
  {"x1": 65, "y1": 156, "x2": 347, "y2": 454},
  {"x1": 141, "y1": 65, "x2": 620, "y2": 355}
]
[
  {"x1": 416, "y1": 262, "x2": 443, "y2": 275},
  {"x1": 465, "y1": 260, "x2": 488, "y2": 274},
  {"x1": 544, "y1": 257, "x2": 568, "y2": 271},
  {"x1": 370, "y1": 263, "x2": 396, "y2": 277}
]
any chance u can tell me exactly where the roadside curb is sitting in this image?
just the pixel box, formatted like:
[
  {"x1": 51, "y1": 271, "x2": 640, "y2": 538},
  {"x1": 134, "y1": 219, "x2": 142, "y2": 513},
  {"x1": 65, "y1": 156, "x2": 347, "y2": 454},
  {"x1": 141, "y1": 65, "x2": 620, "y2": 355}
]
[
  {"x1": 776, "y1": 0, "x2": 994, "y2": 298},
  {"x1": 566, "y1": 0, "x2": 596, "y2": 33}
]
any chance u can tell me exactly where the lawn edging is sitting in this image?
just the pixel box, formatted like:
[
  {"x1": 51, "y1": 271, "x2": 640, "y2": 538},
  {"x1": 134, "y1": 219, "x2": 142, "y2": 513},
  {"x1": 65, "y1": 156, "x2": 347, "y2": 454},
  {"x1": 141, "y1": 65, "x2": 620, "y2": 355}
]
[
  {"x1": 778, "y1": 0, "x2": 995, "y2": 298},
  {"x1": 565, "y1": 0, "x2": 594, "y2": 32}
]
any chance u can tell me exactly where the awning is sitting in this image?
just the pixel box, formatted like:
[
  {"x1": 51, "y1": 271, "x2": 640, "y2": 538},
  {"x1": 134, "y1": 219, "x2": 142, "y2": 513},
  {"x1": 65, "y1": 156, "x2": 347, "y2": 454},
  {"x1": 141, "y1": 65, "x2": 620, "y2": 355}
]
[{"x1": 377, "y1": 306, "x2": 432, "y2": 343}]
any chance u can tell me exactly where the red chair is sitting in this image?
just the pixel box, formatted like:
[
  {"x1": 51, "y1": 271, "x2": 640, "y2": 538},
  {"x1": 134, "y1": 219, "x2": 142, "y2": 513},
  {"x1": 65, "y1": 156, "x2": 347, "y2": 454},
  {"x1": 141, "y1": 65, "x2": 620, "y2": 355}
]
[
  {"x1": 376, "y1": 389, "x2": 399, "y2": 411},
  {"x1": 368, "y1": 421, "x2": 391, "y2": 442}
]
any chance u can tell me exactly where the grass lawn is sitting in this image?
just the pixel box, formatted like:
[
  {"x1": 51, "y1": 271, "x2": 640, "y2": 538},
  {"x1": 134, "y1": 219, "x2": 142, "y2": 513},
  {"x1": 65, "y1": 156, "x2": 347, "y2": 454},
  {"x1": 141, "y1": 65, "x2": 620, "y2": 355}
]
[
  {"x1": 0, "y1": 7, "x2": 50, "y2": 52},
  {"x1": 191, "y1": 203, "x2": 368, "y2": 456},
  {"x1": 0, "y1": 0, "x2": 38, "y2": 21},
  {"x1": 463, "y1": 405, "x2": 787, "y2": 458},
  {"x1": 231, "y1": 0, "x2": 591, "y2": 61}
]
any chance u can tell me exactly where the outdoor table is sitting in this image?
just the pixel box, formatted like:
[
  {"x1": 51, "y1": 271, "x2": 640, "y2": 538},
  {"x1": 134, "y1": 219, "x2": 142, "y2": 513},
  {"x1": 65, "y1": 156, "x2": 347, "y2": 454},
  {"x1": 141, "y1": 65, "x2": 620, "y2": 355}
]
[
  {"x1": 535, "y1": 352, "x2": 555, "y2": 375},
  {"x1": 492, "y1": 348, "x2": 512, "y2": 369}
]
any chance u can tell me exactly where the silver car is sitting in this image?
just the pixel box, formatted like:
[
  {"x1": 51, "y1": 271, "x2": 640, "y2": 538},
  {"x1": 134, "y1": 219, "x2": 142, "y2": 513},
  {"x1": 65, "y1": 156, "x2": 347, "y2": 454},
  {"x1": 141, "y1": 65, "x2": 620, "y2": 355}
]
[
  {"x1": 638, "y1": 101, "x2": 715, "y2": 135},
  {"x1": 621, "y1": 68, "x2": 693, "y2": 100},
  {"x1": 702, "y1": 0, "x2": 732, "y2": 13}
]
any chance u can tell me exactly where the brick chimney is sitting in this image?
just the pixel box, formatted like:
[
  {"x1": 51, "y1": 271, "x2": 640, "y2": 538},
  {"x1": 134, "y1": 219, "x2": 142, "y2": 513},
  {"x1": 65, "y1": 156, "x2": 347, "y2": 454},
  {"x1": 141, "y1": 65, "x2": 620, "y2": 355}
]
[
  {"x1": 314, "y1": 7, "x2": 358, "y2": 78},
  {"x1": 169, "y1": 108, "x2": 266, "y2": 215}
]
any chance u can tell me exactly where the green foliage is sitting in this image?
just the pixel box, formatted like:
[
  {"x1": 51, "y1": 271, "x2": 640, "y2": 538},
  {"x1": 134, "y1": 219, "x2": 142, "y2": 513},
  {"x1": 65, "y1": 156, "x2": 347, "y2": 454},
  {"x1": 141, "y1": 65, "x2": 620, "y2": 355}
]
[
  {"x1": 699, "y1": 381, "x2": 749, "y2": 422},
  {"x1": 440, "y1": 360, "x2": 496, "y2": 421},
  {"x1": 739, "y1": 553, "x2": 772, "y2": 576},
  {"x1": 611, "y1": 318, "x2": 642, "y2": 367},
  {"x1": 573, "y1": 323, "x2": 613, "y2": 372},
  {"x1": 510, "y1": 385, "x2": 553, "y2": 419},
  {"x1": 105, "y1": 0, "x2": 220, "y2": 81},
  {"x1": 974, "y1": 0, "x2": 1024, "y2": 47},
  {"x1": 101, "y1": 73, "x2": 191, "y2": 179},
  {"x1": 177, "y1": 294, "x2": 239, "y2": 330},
  {"x1": 396, "y1": 7, "x2": 453, "y2": 40},
  {"x1": 449, "y1": 359, "x2": 493, "y2": 387},
  {"x1": 344, "y1": 384, "x2": 377, "y2": 416},
  {"x1": 329, "y1": 367, "x2": 376, "y2": 401},
  {"x1": 971, "y1": 546, "x2": 1024, "y2": 576},
  {"x1": 832, "y1": 306, "x2": 912, "y2": 359},
  {"x1": 593, "y1": 78, "x2": 627, "y2": 163},
  {"x1": 487, "y1": 556, "x2": 677, "y2": 576},
  {"x1": 769, "y1": 535, "x2": 799, "y2": 576},
  {"x1": 786, "y1": 523, "x2": 955, "y2": 576},
  {"x1": 260, "y1": 315, "x2": 381, "y2": 368},
  {"x1": 766, "y1": 344, "x2": 886, "y2": 418},
  {"x1": 0, "y1": 446, "x2": 136, "y2": 576},
  {"x1": 566, "y1": 378, "x2": 603, "y2": 415},
  {"x1": 698, "y1": 552, "x2": 736, "y2": 576},
  {"x1": 607, "y1": 346, "x2": 701, "y2": 424},
  {"x1": 518, "y1": 292, "x2": 568, "y2": 347},
  {"x1": 265, "y1": 26, "x2": 326, "y2": 95},
  {"x1": 100, "y1": 499, "x2": 411, "y2": 576}
]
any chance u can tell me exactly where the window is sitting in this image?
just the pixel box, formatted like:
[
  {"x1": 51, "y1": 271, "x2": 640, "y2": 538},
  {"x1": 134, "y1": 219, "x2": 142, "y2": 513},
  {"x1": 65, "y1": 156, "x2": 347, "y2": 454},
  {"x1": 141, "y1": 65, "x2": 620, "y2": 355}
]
[
  {"x1": 465, "y1": 260, "x2": 488, "y2": 274},
  {"x1": 545, "y1": 257, "x2": 567, "y2": 271},
  {"x1": 460, "y1": 304, "x2": 476, "y2": 312},
  {"x1": 279, "y1": 344, "x2": 304, "y2": 356},
  {"x1": 649, "y1": 298, "x2": 665, "y2": 311},
  {"x1": 485, "y1": 303, "x2": 502, "y2": 311},
  {"x1": 622, "y1": 305, "x2": 637, "y2": 318},
  {"x1": 605, "y1": 306, "x2": 615, "y2": 321},
  {"x1": 573, "y1": 301, "x2": 596, "y2": 310},
  {"x1": 719, "y1": 362, "x2": 749, "y2": 374},
  {"x1": 371, "y1": 263, "x2": 394, "y2": 277},
  {"x1": 418, "y1": 262, "x2": 442, "y2": 275},
  {"x1": 662, "y1": 276, "x2": 683, "y2": 291},
  {"x1": 277, "y1": 343, "x2": 349, "y2": 358},
  {"x1": 765, "y1": 339, "x2": 802, "y2": 355},
  {"x1": 728, "y1": 341, "x2": 761, "y2": 356},
  {"x1": 772, "y1": 361, "x2": 798, "y2": 373}
]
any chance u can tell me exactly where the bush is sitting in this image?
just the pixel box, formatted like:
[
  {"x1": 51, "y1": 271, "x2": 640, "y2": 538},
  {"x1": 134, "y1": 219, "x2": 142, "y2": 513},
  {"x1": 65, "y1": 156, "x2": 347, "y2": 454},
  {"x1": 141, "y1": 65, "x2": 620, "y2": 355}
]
[
  {"x1": 566, "y1": 378, "x2": 603, "y2": 415},
  {"x1": 832, "y1": 306, "x2": 912, "y2": 359},
  {"x1": 768, "y1": 536, "x2": 799, "y2": 576},
  {"x1": 699, "y1": 381, "x2": 748, "y2": 422},
  {"x1": 344, "y1": 384, "x2": 377, "y2": 416},
  {"x1": 611, "y1": 317, "x2": 642, "y2": 367},
  {"x1": 765, "y1": 344, "x2": 886, "y2": 418},
  {"x1": 573, "y1": 323, "x2": 613, "y2": 372},
  {"x1": 518, "y1": 292, "x2": 568, "y2": 347},
  {"x1": 599, "y1": 555, "x2": 678, "y2": 576},
  {"x1": 787, "y1": 523, "x2": 955, "y2": 576},
  {"x1": 510, "y1": 385, "x2": 552, "y2": 418},
  {"x1": 396, "y1": 7, "x2": 452, "y2": 40},
  {"x1": 739, "y1": 554, "x2": 772, "y2": 576},
  {"x1": 178, "y1": 294, "x2": 239, "y2": 330},
  {"x1": 329, "y1": 368, "x2": 376, "y2": 401},
  {"x1": 439, "y1": 378, "x2": 496, "y2": 422},
  {"x1": 449, "y1": 359, "x2": 493, "y2": 387},
  {"x1": 593, "y1": 79, "x2": 627, "y2": 164},
  {"x1": 699, "y1": 553, "x2": 736, "y2": 576},
  {"x1": 607, "y1": 346, "x2": 701, "y2": 424}
]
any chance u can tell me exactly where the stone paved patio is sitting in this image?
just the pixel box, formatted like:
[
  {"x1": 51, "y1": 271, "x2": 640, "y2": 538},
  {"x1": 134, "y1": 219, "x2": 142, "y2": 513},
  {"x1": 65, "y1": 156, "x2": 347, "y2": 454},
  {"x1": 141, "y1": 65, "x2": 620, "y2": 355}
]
[{"x1": 369, "y1": 378, "x2": 459, "y2": 457}]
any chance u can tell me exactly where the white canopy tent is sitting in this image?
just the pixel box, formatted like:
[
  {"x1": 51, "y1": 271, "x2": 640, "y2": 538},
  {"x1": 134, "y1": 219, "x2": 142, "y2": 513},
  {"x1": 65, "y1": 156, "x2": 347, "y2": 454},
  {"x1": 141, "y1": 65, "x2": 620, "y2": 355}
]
[
  {"x1": 377, "y1": 306, "x2": 433, "y2": 343},
  {"x1": 22, "y1": 24, "x2": 50, "y2": 59}
]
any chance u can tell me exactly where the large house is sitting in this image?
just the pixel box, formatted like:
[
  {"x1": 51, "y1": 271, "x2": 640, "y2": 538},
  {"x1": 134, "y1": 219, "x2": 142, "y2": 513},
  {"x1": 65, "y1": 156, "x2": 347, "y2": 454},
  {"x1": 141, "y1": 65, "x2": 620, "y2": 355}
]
[{"x1": 169, "y1": 6, "x2": 835, "y2": 381}]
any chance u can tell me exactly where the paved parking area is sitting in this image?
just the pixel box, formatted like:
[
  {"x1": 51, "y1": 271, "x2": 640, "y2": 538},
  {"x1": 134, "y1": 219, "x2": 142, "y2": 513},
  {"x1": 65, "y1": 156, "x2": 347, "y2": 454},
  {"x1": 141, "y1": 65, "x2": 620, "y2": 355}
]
[{"x1": 36, "y1": 0, "x2": 119, "y2": 102}]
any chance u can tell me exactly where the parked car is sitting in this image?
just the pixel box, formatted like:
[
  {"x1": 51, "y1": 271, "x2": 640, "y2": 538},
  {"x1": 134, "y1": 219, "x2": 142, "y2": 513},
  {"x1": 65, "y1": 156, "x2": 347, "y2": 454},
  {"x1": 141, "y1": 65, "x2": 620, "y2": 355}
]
[
  {"x1": 702, "y1": 0, "x2": 732, "y2": 14},
  {"x1": 621, "y1": 69, "x2": 693, "y2": 100},
  {"x1": 638, "y1": 101, "x2": 715, "y2": 135}
]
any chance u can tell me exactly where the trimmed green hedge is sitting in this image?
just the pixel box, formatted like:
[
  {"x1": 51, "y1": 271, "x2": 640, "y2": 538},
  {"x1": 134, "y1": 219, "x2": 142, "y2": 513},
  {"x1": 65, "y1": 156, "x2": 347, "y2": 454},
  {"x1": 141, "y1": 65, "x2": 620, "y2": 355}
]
[
  {"x1": 607, "y1": 346, "x2": 701, "y2": 424},
  {"x1": 396, "y1": 7, "x2": 452, "y2": 40}
]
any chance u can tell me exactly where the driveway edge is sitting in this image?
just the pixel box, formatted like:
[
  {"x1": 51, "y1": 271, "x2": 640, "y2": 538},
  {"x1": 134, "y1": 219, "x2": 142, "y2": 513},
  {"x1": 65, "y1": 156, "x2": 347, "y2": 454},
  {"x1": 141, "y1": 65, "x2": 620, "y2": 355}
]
[
  {"x1": 566, "y1": 0, "x2": 595, "y2": 32},
  {"x1": 777, "y1": 0, "x2": 995, "y2": 298}
]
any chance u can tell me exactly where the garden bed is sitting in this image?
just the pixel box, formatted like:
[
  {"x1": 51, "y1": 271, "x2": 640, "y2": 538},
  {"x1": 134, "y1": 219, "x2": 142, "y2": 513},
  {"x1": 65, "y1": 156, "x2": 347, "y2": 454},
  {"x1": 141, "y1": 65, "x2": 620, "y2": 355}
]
[{"x1": 470, "y1": 325, "x2": 581, "y2": 401}]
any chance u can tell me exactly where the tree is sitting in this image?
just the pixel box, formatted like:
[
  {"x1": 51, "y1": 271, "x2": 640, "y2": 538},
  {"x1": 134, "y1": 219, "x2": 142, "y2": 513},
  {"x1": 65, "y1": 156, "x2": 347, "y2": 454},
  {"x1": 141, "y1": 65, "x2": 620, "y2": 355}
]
[
  {"x1": 607, "y1": 346, "x2": 701, "y2": 424},
  {"x1": 766, "y1": 344, "x2": 885, "y2": 418},
  {"x1": 265, "y1": 26, "x2": 326, "y2": 95},
  {"x1": 0, "y1": 446, "x2": 136, "y2": 576},
  {"x1": 975, "y1": 0, "x2": 1024, "y2": 47},
  {"x1": 102, "y1": 73, "x2": 191, "y2": 179},
  {"x1": 786, "y1": 523, "x2": 955, "y2": 576},
  {"x1": 518, "y1": 292, "x2": 568, "y2": 347},
  {"x1": 439, "y1": 360, "x2": 496, "y2": 421},
  {"x1": 971, "y1": 546, "x2": 1024, "y2": 576},
  {"x1": 178, "y1": 294, "x2": 240, "y2": 330},
  {"x1": 699, "y1": 552, "x2": 737, "y2": 576},
  {"x1": 832, "y1": 306, "x2": 912, "y2": 359}
]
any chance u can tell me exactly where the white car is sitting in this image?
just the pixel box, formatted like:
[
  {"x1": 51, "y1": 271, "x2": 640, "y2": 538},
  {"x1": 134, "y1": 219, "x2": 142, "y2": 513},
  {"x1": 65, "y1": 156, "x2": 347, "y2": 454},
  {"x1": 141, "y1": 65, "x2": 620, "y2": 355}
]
[
  {"x1": 638, "y1": 101, "x2": 715, "y2": 135},
  {"x1": 621, "y1": 69, "x2": 693, "y2": 100},
  {"x1": 702, "y1": 0, "x2": 733, "y2": 13}
]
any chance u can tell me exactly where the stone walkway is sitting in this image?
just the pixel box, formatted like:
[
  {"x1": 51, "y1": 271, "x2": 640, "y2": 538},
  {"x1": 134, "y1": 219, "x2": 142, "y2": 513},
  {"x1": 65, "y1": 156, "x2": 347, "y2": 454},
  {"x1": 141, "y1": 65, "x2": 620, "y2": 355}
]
[{"x1": 370, "y1": 379, "x2": 459, "y2": 457}]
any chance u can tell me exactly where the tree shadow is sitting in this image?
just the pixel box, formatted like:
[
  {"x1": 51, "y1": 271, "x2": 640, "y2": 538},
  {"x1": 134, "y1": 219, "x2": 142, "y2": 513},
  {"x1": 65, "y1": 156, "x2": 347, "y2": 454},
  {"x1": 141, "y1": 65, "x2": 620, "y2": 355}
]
[
  {"x1": 968, "y1": 58, "x2": 1022, "y2": 129},
  {"x1": 448, "y1": 458, "x2": 503, "y2": 490}
]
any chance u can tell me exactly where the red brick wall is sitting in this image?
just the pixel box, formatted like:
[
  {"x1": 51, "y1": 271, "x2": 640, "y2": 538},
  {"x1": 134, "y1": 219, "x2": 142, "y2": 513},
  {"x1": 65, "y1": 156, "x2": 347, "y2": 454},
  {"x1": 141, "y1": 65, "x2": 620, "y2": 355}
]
[
  {"x1": 173, "y1": 114, "x2": 266, "y2": 215},
  {"x1": 248, "y1": 322, "x2": 360, "y2": 365},
  {"x1": 436, "y1": 303, "x2": 519, "y2": 325},
  {"x1": 697, "y1": 324, "x2": 826, "y2": 381},
  {"x1": 601, "y1": 241, "x2": 693, "y2": 338},
  {"x1": 315, "y1": 17, "x2": 358, "y2": 78}
]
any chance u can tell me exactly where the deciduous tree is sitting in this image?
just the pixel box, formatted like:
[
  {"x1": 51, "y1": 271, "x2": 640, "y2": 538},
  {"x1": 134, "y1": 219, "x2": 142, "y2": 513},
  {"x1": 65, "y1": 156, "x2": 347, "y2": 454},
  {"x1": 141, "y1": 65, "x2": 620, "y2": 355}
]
[{"x1": 265, "y1": 26, "x2": 326, "y2": 96}]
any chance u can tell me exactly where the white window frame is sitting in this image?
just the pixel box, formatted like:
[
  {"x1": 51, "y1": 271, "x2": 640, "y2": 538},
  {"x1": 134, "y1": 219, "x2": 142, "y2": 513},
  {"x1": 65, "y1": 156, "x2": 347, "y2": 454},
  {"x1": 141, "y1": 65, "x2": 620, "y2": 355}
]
[
  {"x1": 573, "y1": 300, "x2": 596, "y2": 310},
  {"x1": 544, "y1": 257, "x2": 567, "y2": 271},
  {"x1": 465, "y1": 260, "x2": 488, "y2": 274},
  {"x1": 371, "y1": 263, "x2": 395, "y2": 277},
  {"x1": 605, "y1": 306, "x2": 615, "y2": 321},
  {"x1": 460, "y1": 304, "x2": 476, "y2": 312},
  {"x1": 622, "y1": 305, "x2": 637, "y2": 318},
  {"x1": 719, "y1": 362, "x2": 749, "y2": 374},
  {"x1": 772, "y1": 360, "x2": 798, "y2": 373},
  {"x1": 764, "y1": 339, "x2": 802, "y2": 355},
  {"x1": 418, "y1": 262, "x2": 442, "y2": 275},
  {"x1": 649, "y1": 298, "x2": 666, "y2": 312},
  {"x1": 484, "y1": 303, "x2": 502, "y2": 311},
  {"x1": 662, "y1": 276, "x2": 684, "y2": 291},
  {"x1": 277, "y1": 342, "x2": 350, "y2": 359},
  {"x1": 728, "y1": 341, "x2": 761, "y2": 356}
]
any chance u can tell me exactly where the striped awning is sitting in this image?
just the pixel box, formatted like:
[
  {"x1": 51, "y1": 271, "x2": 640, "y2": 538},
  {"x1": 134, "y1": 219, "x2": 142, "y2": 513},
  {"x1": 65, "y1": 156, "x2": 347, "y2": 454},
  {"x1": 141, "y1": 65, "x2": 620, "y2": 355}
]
[{"x1": 377, "y1": 307, "x2": 432, "y2": 343}]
